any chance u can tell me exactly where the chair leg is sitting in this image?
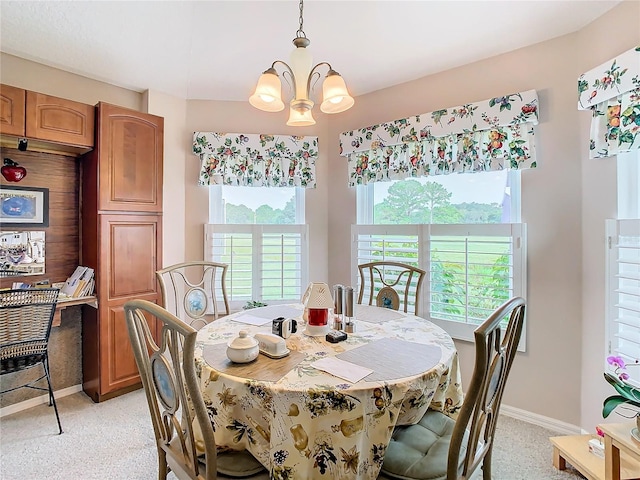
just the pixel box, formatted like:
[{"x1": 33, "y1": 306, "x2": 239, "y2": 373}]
[
  {"x1": 43, "y1": 357, "x2": 63, "y2": 435},
  {"x1": 157, "y1": 448, "x2": 168, "y2": 480},
  {"x1": 482, "y1": 446, "x2": 493, "y2": 479}
]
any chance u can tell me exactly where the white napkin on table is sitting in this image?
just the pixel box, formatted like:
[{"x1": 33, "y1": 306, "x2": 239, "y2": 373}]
[{"x1": 311, "y1": 357, "x2": 373, "y2": 383}]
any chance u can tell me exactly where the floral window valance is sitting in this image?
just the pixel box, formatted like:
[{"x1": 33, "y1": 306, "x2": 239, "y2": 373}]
[
  {"x1": 577, "y1": 46, "x2": 640, "y2": 159},
  {"x1": 339, "y1": 90, "x2": 539, "y2": 187},
  {"x1": 193, "y1": 132, "x2": 318, "y2": 188}
]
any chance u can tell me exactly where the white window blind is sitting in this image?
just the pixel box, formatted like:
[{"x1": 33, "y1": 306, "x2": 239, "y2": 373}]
[
  {"x1": 261, "y1": 232, "x2": 305, "y2": 301},
  {"x1": 354, "y1": 226, "x2": 423, "y2": 312},
  {"x1": 205, "y1": 224, "x2": 308, "y2": 310},
  {"x1": 606, "y1": 219, "x2": 640, "y2": 386},
  {"x1": 352, "y1": 223, "x2": 527, "y2": 350}
]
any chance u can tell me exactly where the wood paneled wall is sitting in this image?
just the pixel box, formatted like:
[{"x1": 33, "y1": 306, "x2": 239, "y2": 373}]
[{"x1": 0, "y1": 147, "x2": 80, "y2": 289}]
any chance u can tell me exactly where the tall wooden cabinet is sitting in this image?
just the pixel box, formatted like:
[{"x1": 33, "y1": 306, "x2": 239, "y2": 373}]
[{"x1": 81, "y1": 102, "x2": 163, "y2": 402}]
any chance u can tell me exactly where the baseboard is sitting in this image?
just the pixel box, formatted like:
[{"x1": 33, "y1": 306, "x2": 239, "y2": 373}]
[
  {"x1": 0, "y1": 384, "x2": 83, "y2": 418},
  {"x1": 500, "y1": 403, "x2": 582, "y2": 435}
]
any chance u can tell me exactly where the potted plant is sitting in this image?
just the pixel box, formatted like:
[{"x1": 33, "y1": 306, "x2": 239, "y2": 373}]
[
  {"x1": 602, "y1": 356, "x2": 640, "y2": 432},
  {"x1": 243, "y1": 300, "x2": 268, "y2": 310}
]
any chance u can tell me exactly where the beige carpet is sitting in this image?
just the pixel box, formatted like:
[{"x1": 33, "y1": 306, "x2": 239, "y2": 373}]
[{"x1": 0, "y1": 389, "x2": 585, "y2": 479}]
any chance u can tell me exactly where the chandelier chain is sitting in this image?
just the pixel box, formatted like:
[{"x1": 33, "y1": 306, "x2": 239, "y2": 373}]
[{"x1": 296, "y1": 0, "x2": 306, "y2": 39}]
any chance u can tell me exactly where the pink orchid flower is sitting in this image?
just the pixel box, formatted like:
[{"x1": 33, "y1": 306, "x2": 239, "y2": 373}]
[{"x1": 607, "y1": 355, "x2": 626, "y2": 369}]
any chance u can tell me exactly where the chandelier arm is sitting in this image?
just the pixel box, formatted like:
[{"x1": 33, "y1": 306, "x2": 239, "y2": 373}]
[
  {"x1": 271, "y1": 60, "x2": 297, "y2": 97},
  {"x1": 271, "y1": 60, "x2": 295, "y2": 79},
  {"x1": 306, "y1": 62, "x2": 332, "y2": 99}
]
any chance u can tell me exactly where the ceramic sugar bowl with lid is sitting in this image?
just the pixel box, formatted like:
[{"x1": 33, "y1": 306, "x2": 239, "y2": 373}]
[{"x1": 226, "y1": 330, "x2": 259, "y2": 363}]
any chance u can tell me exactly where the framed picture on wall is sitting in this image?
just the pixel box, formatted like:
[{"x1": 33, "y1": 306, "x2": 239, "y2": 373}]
[{"x1": 0, "y1": 186, "x2": 49, "y2": 227}]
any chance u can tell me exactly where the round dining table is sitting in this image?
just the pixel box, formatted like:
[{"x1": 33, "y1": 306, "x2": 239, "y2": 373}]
[{"x1": 194, "y1": 303, "x2": 463, "y2": 480}]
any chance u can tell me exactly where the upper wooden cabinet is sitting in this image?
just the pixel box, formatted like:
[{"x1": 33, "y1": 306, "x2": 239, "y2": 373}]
[
  {"x1": 93, "y1": 103, "x2": 163, "y2": 212},
  {"x1": 0, "y1": 84, "x2": 26, "y2": 136},
  {"x1": 26, "y1": 91, "x2": 94, "y2": 147},
  {"x1": 0, "y1": 84, "x2": 94, "y2": 155}
]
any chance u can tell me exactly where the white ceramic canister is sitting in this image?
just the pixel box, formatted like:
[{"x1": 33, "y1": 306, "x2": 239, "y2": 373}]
[{"x1": 226, "y1": 330, "x2": 259, "y2": 363}]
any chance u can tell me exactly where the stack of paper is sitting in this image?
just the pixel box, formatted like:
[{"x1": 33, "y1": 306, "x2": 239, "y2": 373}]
[{"x1": 61, "y1": 266, "x2": 95, "y2": 297}]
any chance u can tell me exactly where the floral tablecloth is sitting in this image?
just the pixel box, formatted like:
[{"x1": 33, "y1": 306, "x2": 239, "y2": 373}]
[{"x1": 194, "y1": 304, "x2": 463, "y2": 480}]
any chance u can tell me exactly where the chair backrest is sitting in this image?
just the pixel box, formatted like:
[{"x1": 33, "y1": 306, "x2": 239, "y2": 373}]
[
  {"x1": 447, "y1": 297, "x2": 526, "y2": 480},
  {"x1": 124, "y1": 299, "x2": 217, "y2": 480},
  {"x1": 357, "y1": 261, "x2": 426, "y2": 315},
  {"x1": 0, "y1": 288, "x2": 59, "y2": 372},
  {"x1": 156, "y1": 261, "x2": 230, "y2": 330}
]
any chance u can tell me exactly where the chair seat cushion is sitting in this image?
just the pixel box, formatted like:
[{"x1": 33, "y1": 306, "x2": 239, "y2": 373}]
[
  {"x1": 381, "y1": 410, "x2": 467, "y2": 480},
  {"x1": 215, "y1": 448, "x2": 266, "y2": 477},
  {"x1": 167, "y1": 437, "x2": 265, "y2": 478}
]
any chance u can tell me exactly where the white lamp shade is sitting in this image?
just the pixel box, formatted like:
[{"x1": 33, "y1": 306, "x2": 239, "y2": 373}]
[
  {"x1": 249, "y1": 71, "x2": 285, "y2": 112},
  {"x1": 320, "y1": 74, "x2": 354, "y2": 114},
  {"x1": 287, "y1": 107, "x2": 316, "y2": 127},
  {"x1": 302, "y1": 282, "x2": 333, "y2": 308}
]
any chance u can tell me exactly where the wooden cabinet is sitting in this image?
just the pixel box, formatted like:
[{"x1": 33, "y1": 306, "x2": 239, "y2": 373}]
[
  {"x1": 0, "y1": 84, "x2": 26, "y2": 136},
  {"x1": 81, "y1": 103, "x2": 163, "y2": 402},
  {"x1": 94, "y1": 102, "x2": 162, "y2": 212},
  {"x1": 0, "y1": 84, "x2": 94, "y2": 155},
  {"x1": 26, "y1": 91, "x2": 94, "y2": 148}
]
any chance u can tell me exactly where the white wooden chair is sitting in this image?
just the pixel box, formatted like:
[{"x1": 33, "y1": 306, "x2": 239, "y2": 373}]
[
  {"x1": 124, "y1": 299, "x2": 265, "y2": 479},
  {"x1": 380, "y1": 297, "x2": 526, "y2": 480},
  {"x1": 157, "y1": 261, "x2": 230, "y2": 330},
  {"x1": 358, "y1": 261, "x2": 426, "y2": 315}
]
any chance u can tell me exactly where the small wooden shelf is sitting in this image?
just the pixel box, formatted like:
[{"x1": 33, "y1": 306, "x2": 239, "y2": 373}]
[
  {"x1": 53, "y1": 295, "x2": 97, "y2": 327},
  {"x1": 550, "y1": 433, "x2": 640, "y2": 480},
  {"x1": 599, "y1": 423, "x2": 640, "y2": 480}
]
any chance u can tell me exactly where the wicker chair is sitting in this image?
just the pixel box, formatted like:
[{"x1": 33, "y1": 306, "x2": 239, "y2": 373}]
[
  {"x1": 157, "y1": 261, "x2": 230, "y2": 330},
  {"x1": 380, "y1": 297, "x2": 526, "y2": 480},
  {"x1": 0, "y1": 288, "x2": 61, "y2": 434},
  {"x1": 124, "y1": 299, "x2": 265, "y2": 480},
  {"x1": 358, "y1": 261, "x2": 426, "y2": 315}
]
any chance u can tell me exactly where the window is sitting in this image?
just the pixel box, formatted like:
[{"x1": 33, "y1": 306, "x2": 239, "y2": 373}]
[
  {"x1": 354, "y1": 170, "x2": 527, "y2": 350},
  {"x1": 206, "y1": 186, "x2": 308, "y2": 310},
  {"x1": 209, "y1": 185, "x2": 305, "y2": 224},
  {"x1": 606, "y1": 152, "x2": 640, "y2": 386}
]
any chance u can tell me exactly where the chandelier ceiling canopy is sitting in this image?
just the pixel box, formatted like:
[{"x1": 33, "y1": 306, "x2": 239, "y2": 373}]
[{"x1": 249, "y1": 0, "x2": 354, "y2": 127}]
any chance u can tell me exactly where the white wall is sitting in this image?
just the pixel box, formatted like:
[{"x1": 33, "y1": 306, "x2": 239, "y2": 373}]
[
  {"x1": 144, "y1": 90, "x2": 188, "y2": 268},
  {"x1": 326, "y1": 0, "x2": 640, "y2": 430},
  {"x1": 1, "y1": 53, "x2": 141, "y2": 110}
]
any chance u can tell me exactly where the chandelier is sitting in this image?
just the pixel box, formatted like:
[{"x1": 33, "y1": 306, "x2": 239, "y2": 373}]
[{"x1": 249, "y1": 0, "x2": 354, "y2": 126}]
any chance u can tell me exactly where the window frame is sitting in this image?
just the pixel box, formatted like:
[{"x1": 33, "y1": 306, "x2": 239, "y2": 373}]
[
  {"x1": 354, "y1": 170, "x2": 526, "y2": 350},
  {"x1": 206, "y1": 186, "x2": 307, "y2": 310},
  {"x1": 605, "y1": 151, "x2": 640, "y2": 387},
  {"x1": 351, "y1": 223, "x2": 527, "y2": 351}
]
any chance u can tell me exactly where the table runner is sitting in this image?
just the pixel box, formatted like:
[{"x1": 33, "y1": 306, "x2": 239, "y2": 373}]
[
  {"x1": 202, "y1": 343, "x2": 306, "y2": 382},
  {"x1": 336, "y1": 338, "x2": 441, "y2": 382}
]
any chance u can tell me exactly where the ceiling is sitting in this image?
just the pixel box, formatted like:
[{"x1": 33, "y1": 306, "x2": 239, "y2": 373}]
[{"x1": 0, "y1": 1, "x2": 621, "y2": 102}]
